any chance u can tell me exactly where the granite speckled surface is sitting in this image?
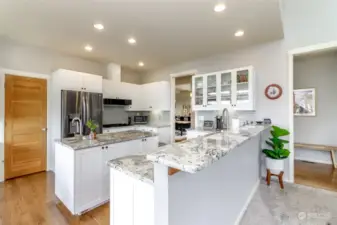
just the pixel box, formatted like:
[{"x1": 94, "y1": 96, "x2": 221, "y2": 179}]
[
  {"x1": 147, "y1": 125, "x2": 270, "y2": 174},
  {"x1": 55, "y1": 130, "x2": 157, "y2": 150},
  {"x1": 107, "y1": 155, "x2": 154, "y2": 185}
]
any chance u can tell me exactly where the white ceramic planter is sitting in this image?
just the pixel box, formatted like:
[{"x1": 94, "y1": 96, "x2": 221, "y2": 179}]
[{"x1": 266, "y1": 157, "x2": 285, "y2": 173}]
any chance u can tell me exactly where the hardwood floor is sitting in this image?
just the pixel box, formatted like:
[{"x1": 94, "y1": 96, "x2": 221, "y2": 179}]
[
  {"x1": 0, "y1": 172, "x2": 109, "y2": 225},
  {"x1": 295, "y1": 160, "x2": 337, "y2": 192},
  {"x1": 1, "y1": 162, "x2": 335, "y2": 224}
]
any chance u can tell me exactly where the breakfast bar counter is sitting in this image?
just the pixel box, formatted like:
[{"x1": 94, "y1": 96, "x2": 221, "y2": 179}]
[{"x1": 107, "y1": 125, "x2": 270, "y2": 225}]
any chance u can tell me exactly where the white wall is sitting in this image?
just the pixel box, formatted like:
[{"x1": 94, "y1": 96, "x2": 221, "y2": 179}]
[
  {"x1": 0, "y1": 38, "x2": 108, "y2": 182},
  {"x1": 144, "y1": 39, "x2": 289, "y2": 132},
  {"x1": 121, "y1": 66, "x2": 144, "y2": 85},
  {"x1": 0, "y1": 37, "x2": 107, "y2": 76},
  {"x1": 294, "y1": 51, "x2": 337, "y2": 164}
]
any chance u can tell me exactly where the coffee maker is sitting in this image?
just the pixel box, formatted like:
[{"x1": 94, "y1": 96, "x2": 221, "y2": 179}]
[{"x1": 215, "y1": 116, "x2": 223, "y2": 130}]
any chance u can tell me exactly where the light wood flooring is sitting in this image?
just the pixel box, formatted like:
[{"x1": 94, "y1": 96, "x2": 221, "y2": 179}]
[
  {"x1": 0, "y1": 172, "x2": 109, "y2": 225},
  {"x1": 1, "y1": 162, "x2": 336, "y2": 224},
  {"x1": 295, "y1": 160, "x2": 337, "y2": 192}
]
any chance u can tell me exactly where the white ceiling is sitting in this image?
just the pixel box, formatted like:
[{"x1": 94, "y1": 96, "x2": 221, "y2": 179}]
[{"x1": 0, "y1": 0, "x2": 283, "y2": 71}]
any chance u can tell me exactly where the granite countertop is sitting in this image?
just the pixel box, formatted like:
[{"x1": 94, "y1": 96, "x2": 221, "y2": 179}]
[
  {"x1": 55, "y1": 130, "x2": 157, "y2": 150},
  {"x1": 148, "y1": 123, "x2": 171, "y2": 128},
  {"x1": 107, "y1": 155, "x2": 154, "y2": 185},
  {"x1": 147, "y1": 125, "x2": 271, "y2": 174}
]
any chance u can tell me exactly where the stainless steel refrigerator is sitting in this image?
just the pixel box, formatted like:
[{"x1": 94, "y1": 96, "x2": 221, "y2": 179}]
[{"x1": 61, "y1": 90, "x2": 103, "y2": 138}]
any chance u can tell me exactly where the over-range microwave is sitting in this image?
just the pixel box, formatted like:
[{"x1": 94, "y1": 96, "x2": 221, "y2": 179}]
[{"x1": 103, "y1": 98, "x2": 132, "y2": 106}]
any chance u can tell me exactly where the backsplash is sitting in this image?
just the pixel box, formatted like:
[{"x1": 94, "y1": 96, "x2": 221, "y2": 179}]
[
  {"x1": 195, "y1": 110, "x2": 257, "y2": 128},
  {"x1": 149, "y1": 110, "x2": 170, "y2": 125},
  {"x1": 103, "y1": 106, "x2": 128, "y2": 124},
  {"x1": 103, "y1": 106, "x2": 153, "y2": 125}
]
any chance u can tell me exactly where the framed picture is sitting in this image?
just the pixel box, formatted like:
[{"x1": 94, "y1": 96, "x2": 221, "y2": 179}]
[{"x1": 293, "y1": 88, "x2": 316, "y2": 116}]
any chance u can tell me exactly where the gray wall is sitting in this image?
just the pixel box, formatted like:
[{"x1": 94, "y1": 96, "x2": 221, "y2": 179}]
[
  {"x1": 294, "y1": 51, "x2": 337, "y2": 164},
  {"x1": 121, "y1": 66, "x2": 144, "y2": 84},
  {"x1": 142, "y1": 0, "x2": 337, "y2": 181},
  {"x1": 0, "y1": 37, "x2": 107, "y2": 76}
]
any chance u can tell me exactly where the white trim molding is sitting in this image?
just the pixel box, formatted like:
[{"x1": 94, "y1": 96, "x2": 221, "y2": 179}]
[
  {"x1": 0, "y1": 68, "x2": 51, "y2": 182},
  {"x1": 287, "y1": 40, "x2": 337, "y2": 183}
]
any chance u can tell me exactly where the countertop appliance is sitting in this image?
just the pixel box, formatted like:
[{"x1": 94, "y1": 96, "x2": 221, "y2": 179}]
[
  {"x1": 61, "y1": 90, "x2": 103, "y2": 138},
  {"x1": 203, "y1": 120, "x2": 214, "y2": 130},
  {"x1": 215, "y1": 116, "x2": 223, "y2": 130},
  {"x1": 103, "y1": 98, "x2": 132, "y2": 106},
  {"x1": 134, "y1": 115, "x2": 148, "y2": 124}
]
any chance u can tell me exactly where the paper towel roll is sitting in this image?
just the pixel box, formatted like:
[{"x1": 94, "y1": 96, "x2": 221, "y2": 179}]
[{"x1": 232, "y1": 118, "x2": 240, "y2": 134}]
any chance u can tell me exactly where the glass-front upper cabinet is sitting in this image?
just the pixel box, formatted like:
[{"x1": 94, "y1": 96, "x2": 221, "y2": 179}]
[
  {"x1": 192, "y1": 75, "x2": 205, "y2": 110},
  {"x1": 220, "y1": 71, "x2": 232, "y2": 106},
  {"x1": 192, "y1": 73, "x2": 219, "y2": 110},
  {"x1": 205, "y1": 73, "x2": 218, "y2": 108},
  {"x1": 232, "y1": 66, "x2": 254, "y2": 110},
  {"x1": 192, "y1": 66, "x2": 255, "y2": 111}
]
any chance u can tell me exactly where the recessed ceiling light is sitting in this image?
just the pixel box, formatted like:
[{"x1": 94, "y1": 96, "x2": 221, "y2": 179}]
[
  {"x1": 84, "y1": 45, "x2": 93, "y2": 52},
  {"x1": 138, "y1": 61, "x2": 144, "y2": 67},
  {"x1": 214, "y1": 3, "x2": 226, "y2": 12},
  {"x1": 94, "y1": 23, "x2": 104, "y2": 31},
  {"x1": 128, "y1": 37, "x2": 137, "y2": 45},
  {"x1": 235, "y1": 30, "x2": 244, "y2": 37}
]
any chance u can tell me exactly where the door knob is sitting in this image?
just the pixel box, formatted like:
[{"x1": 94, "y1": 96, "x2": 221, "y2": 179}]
[{"x1": 42, "y1": 128, "x2": 48, "y2": 131}]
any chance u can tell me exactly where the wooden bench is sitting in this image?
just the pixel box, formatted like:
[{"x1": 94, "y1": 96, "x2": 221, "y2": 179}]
[{"x1": 295, "y1": 143, "x2": 337, "y2": 169}]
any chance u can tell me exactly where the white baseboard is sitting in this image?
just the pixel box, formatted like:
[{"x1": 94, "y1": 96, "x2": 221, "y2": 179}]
[
  {"x1": 295, "y1": 157, "x2": 332, "y2": 165},
  {"x1": 234, "y1": 179, "x2": 260, "y2": 225}
]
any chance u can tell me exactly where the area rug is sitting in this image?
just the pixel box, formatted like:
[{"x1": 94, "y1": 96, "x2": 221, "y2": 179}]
[{"x1": 240, "y1": 181, "x2": 337, "y2": 225}]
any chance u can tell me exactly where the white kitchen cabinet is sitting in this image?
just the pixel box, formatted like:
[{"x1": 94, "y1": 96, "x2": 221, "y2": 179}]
[
  {"x1": 141, "y1": 81, "x2": 170, "y2": 111},
  {"x1": 123, "y1": 83, "x2": 143, "y2": 111},
  {"x1": 101, "y1": 140, "x2": 142, "y2": 201},
  {"x1": 55, "y1": 136, "x2": 158, "y2": 215},
  {"x1": 53, "y1": 69, "x2": 102, "y2": 93},
  {"x1": 110, "y1": 170, "x2": 154, "y2": 225},
  {"x1": 231, "y1": 67, "x2": 255, "y2": 110},
  {"x1": 192, "y1": 73, "x2": 219, "y2": 111},
  {"x1": 141, "y1": 137, "x2": 158, "y2": 153},
  {"x1": 158, "y1": 127, "x2": 171, "y2": 144},
  {"x1": 192, "y1": 66, "x2": 255, "y2": 111},
  {"x1": 82, "y1": 73, "x2": 103, "y2": 93},
  {"x1": 103, "y1": 79, "x2": 129, "y2": 99},
  {"x1": 74, "y1": 147, "x2": 103, "y2": 213}
]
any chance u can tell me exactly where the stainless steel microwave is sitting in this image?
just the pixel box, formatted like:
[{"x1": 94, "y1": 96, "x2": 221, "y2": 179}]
[{"x1": 134, "y1": 116, "x2": 148, "y2": 124}]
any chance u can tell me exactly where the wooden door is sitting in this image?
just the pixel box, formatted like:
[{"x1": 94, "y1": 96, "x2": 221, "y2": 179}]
[{"x1": 5, "y1": 75, "x2": 47, "y2": 179}]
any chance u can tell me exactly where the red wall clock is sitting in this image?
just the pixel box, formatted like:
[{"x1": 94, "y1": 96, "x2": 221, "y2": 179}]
[{"x1": 265, "y1": 84, "x2": 282, "y2": 100}]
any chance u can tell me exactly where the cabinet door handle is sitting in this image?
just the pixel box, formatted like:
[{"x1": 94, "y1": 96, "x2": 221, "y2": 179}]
[
  {"x1": 101, "y1": 146, "x2": 104, "y2": 150},
  {"x1": 105, "y1": 146, "x2": 108, "y2": 149}
]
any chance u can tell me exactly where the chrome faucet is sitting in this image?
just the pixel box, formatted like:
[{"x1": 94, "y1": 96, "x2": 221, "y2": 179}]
[
  {"x1": 71, "y1": 117, "x2": 83, "y2": 136},
  {"x1": 222, "y1": 108, "x2": 229, "y2": 130}
]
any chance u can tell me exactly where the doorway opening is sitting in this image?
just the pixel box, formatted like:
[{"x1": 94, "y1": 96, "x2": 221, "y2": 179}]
[
  {"x1": 170, "y1": 70, "x2": 197, "y2": 143},
  {"x1": 288, "y1": 42, "x2": 337, "y2": 192}
]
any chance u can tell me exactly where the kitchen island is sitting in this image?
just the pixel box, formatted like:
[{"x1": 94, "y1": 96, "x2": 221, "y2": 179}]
[
  {"x1": 108, "y1": 125, "x2": 270, "y2": 225},
  {"x1": 54, "y1": 130, "x2": 158, "y2": 217}
]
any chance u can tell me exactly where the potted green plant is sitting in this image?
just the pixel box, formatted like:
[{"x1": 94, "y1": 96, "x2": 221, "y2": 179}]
[
  {"x1": 262, "y1": 125, "x2": 290, "y2": 173},
  {"x1": 86, "y1": 119, "x2": 99, "y2": 140}
]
